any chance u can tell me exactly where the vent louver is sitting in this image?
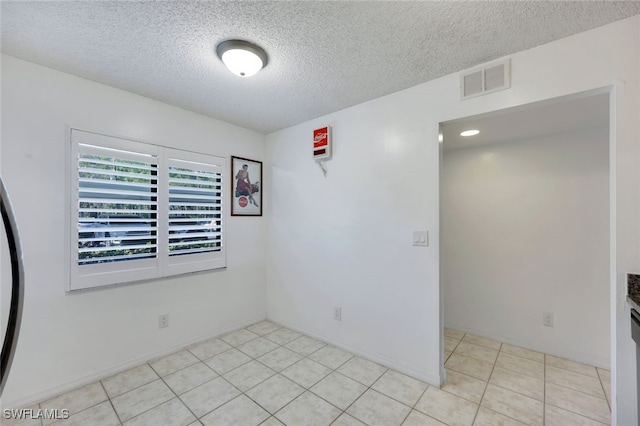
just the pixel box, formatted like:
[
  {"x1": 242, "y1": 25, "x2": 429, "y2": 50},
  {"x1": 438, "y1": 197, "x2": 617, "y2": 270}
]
[{"x1": 461, "y1": 59, "x2": 511, "y2": 100}]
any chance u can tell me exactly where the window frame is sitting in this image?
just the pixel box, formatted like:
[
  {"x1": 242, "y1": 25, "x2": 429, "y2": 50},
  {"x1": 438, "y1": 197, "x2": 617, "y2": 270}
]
[{"x1": 67, "y1": 128, "x2": 226, "y2": 291}]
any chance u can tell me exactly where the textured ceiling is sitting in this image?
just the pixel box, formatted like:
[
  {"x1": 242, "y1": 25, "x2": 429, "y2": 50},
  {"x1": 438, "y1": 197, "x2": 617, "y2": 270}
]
[{"x1": 1, "y1": 1, "x2": 639, "y2": 134}]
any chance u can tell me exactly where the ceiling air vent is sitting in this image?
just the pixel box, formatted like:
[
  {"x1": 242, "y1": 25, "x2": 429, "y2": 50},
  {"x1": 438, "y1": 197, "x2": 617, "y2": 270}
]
[{"x1": 460, "y1": 59, "x2": 511, "y2": 100}]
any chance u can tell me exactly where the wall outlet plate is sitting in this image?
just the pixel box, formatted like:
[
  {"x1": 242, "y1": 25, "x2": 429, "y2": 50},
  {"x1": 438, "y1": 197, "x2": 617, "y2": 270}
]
[
  {"x1": 159, "y1": 314, "x2": 169, "y2": 329},
  {"x1": 333, "y1": 306, "x2": 342, "y2": 321},
  {"x1": 543, "y1": 312, "x2": 554, "y2": 327}
]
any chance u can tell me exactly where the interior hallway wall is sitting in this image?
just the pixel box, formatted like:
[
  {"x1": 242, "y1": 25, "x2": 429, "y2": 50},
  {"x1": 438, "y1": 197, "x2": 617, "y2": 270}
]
[
  {"x1": 0, "y1": 55, "x2": 267, "y2": 408},
  {"x1": 442, "y1": 127, "x2": 610, "y2": 367}
]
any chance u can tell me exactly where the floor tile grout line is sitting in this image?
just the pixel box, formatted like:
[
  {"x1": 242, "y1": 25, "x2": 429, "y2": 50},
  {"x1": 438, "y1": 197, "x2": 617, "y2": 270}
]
[
  {"x1": 471, "y1": 340, "x2": 549, "y2": 423},
  {"x1": 44, "y1": 383, "x2": 119, "y2": 426},
  {"x1": 482, "y1": 349, "x2": 547, "y2": 403},
  {"x1": 99, "y1": 381, "x2": 123, "y2": 426},
  {"x1": 276, "y1": 339, "x2": 398, "y2": 425},
  {"x1": 112, "y1": 374, "x2": 184, "y2": 424},
  {"x1": 546, "y1": 361, "x2": 603, "y2": 380},
  {"x1": 359, "y1": 372, "x2": 424, "y2": 411},
  {"x1": 155, "y1": 361, "x2": 203, "y2": 425},
  {"x1": 482, "y1": 336, "x2": 609, "y2": 425},
  {"x1": 469, "y1": 336, "x2": 498, "y2": 425},
  {"x1": 465, "y1": 342, "x2": 545, "y2": 426},
  {"x1": 241, "y1": 374, "x2": 299, "y2": 420},
  {"x1": 395, "y1": 381, "x2": 433, "y2": 426},
  {"x1": 488, "y1": 337, "x2": 609, "y2": 425},
  {"x1": 484, "y1": 375, "x2": 545, "y2": 404},
  {"x1": 544, "y1": 374, "x2": 609, "y2": 402},
  {"x1": 596, "y1": 367, "x2": 612, "y2": 412},
  {"x1": 326, "y1": 365, "x2": 389, "y2": 425},
  {"x1": 207, "y1": 329, "x2": 339, "y2": 425},
  {"x1": 480, "y1": 405, "x2": 531, "y2": 426},
  {"x1": 543, "y1": 400, "x2": 610, "y2": 425},
  {"x1": 186, "y1": 373, "x2": 247, "y2": 421},
  {"x1": 461, "y1": 334, "x2": 503, "y2": 352},
  {"x1": 150, "y1": 350, "x2": 247, "y2": 422},
  {"x1": 271, "y1": 386, "x2": 327, "y2": 425},
  {"x1": 545, "y1": 382, "x2": 609, "y2": 402}
]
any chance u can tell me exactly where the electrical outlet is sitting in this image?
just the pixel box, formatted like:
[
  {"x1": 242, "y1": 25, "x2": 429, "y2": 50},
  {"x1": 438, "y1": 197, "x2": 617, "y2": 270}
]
[
  {"x1": 159, "y1": 314, "x2": 169, "y2": 329},
  {"x1": 543, "y1": 312, "x2": 554, "y2": 327},
  {"x1": 333, "y1": 306, "x2": 342, "y2": 321}
]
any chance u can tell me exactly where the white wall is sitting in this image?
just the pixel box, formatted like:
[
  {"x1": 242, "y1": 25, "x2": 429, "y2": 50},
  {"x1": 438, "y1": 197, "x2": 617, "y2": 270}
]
[
  {"x1": 266, "y1": 97, "x2": 441, "y2": 384},
  {"x1": 0, "y1": 55, "x2": 267, "y2": 408},
  {"x1": 442, "y1": 128, "x2": 610, "y2": 367},
  {"x1": 266, "y1": 16, "x2": 639, "y2": 424}
]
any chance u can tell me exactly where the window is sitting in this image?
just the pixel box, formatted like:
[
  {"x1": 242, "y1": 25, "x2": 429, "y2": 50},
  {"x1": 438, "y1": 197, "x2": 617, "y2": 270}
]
[{"x1": 68, "y1": 129, "x2": 225, "y2": 291}]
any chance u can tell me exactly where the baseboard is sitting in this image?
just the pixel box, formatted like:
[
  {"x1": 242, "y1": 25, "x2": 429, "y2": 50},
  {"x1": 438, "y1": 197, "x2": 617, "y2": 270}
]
[
  {"x1": 267, "y1": 316, "x2": 443, "y2": 388},
  {"x1": 1, "y1": 316, "x2": 266, "y2": 410},
  {"x1": 445, "y1": 323, "x2": 611, "y2": 369}
]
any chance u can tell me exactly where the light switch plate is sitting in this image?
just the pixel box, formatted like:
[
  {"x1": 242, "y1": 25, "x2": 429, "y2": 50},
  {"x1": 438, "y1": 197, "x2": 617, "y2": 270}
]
[{"x1": 412, "y1": 231, "x2": 428, "y2": 246}]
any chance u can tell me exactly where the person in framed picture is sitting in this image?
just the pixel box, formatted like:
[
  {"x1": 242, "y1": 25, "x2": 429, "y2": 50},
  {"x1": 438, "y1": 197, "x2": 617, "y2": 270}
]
[{"x1": 235, "y1": 164, "x2": 259, "y2": 206}]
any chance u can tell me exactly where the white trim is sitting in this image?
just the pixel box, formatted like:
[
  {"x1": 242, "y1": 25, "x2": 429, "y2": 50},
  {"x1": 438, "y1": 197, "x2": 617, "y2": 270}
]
[{"x1": 608, "y1": 81, "x2": 619, "y2": 426}]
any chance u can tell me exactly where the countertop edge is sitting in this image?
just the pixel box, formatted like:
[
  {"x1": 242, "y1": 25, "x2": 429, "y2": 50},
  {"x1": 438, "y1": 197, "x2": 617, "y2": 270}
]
[
  {"x1": 627, "y1": 296, "x2": 640, "y2": 313},
  {"x1": 628, "y1": 274, "x2": 640, "y2": 312}
]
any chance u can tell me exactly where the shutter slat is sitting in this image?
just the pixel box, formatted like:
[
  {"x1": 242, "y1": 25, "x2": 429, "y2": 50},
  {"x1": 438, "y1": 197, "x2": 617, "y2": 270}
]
[
  {"x1": 79, "y1": 157, "x2": 156, "y2": 171},
  {"x1": 169, "y1": 247, "x2": 222, "y2": 256},
  {"x1": 169, "y1": 224, "x2": 216, "y2": 232},
  {"x1": 168, "y1": 176, "x2": 221, "y2": 187},
  {"x1": 79, "y1": 252, "x2": 156, "y2": 264},
  {"x1": 79, "y1": 243, "x2": 158, "y2": 254},
  {"x1": 169, "y1": 210, "x2": 220, "y2": 214},
  {"x1": 80, "y1": 208, "x2": 157, "y2": 215},
  {"x1": 79, "y1": 225, "x2": 156, "y2": 233},
  {"x1": 169, "y1": 169, "x2": 221, "y2": 179},
  {"x1": 79, "y1": 178, "x2": 158, "y2": 190},
  {"x1": 79, "y1": 167, "x2": 155, "y2": 182},
  {"x1": 80, "y1": 188, "x2": 156, "y2": 198},
  {"x1": 169, "y1": 193, "x2": 220, "y2": 201},
  {"x1": 80, "y1": 198, "x2": 157, "y2": 206},
  {"x1": 169, "y1": 239, "x2": 221, "y2": 249},
  {"x1": 169, "y1": 218, "x2": 218, "y2": 223}
]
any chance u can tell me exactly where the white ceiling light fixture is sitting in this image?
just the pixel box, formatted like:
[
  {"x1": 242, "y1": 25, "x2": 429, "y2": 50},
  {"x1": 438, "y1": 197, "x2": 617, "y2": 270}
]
[
  {"x1": 216, "y1": 39, "x2": 268, "y2": 78},
  {"x1": 460, "y1": 129, "x2": 480, "y2": 137}
]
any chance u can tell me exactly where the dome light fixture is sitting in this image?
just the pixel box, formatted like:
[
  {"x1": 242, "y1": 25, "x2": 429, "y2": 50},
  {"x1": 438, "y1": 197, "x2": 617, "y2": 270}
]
[
  {"x1": 460, "y1": 129, "x2": 480, "y2": 137},
  {"x1": 216, "y1": 39, "x2": 268, "y2": 78}
]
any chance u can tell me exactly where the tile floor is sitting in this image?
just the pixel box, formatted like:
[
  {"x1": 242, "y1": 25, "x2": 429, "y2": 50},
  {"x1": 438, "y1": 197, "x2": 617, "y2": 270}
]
[{"x1": 6, "y1": 322, "x2": 611, "y2": 426}]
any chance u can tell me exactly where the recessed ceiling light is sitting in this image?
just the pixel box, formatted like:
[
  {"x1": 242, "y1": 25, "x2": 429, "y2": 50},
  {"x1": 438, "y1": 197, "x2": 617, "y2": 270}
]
[
  {"x1": 460, "y1": 129, "x2": 480, "y2": 137},
  {"x1": 216, "y1": 39, "x2": 268, "y2": 77}
]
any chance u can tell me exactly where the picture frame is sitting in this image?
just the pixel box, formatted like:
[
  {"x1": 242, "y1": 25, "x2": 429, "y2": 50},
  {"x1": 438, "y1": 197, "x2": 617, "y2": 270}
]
[{"x1": 231, "y1": 156, "x2": 262, "y2": 216}]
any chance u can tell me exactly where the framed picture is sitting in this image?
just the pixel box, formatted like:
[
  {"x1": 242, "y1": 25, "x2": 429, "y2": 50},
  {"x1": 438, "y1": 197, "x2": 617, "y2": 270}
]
[{"x1": 231, "y1": 156, "x2": 262, "y2": 216}]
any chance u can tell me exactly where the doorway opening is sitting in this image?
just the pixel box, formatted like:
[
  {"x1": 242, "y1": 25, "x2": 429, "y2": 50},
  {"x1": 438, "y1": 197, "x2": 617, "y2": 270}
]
[{"x1": 439, "y1": 91, "x2": 611, "y2": 372}]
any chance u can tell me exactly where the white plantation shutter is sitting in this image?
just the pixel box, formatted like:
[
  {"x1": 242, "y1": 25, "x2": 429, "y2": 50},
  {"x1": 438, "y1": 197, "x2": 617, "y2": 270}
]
[
  {"x1": 69, "y1": 129, "x2": 226, "y2": 291},
  {"x1": 77, "y1": 145, "x2": 159, "y2": 263},
  {"x1": 165, "y1": 151, "x2": 225, "y2": 275}
]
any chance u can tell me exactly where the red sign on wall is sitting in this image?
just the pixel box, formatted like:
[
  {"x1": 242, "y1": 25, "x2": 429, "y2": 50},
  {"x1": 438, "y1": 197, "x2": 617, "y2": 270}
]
[{"x1": 313, "y1": 126, "x2": 331, "y2": 161}]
